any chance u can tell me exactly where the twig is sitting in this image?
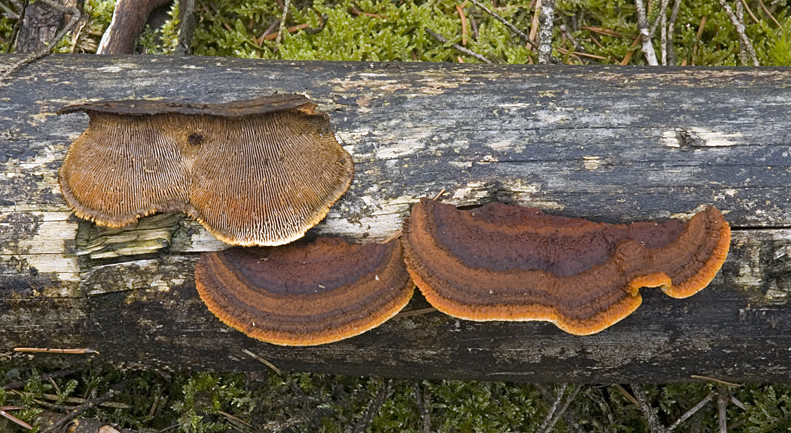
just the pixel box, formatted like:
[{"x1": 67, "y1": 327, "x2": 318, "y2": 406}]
[
  {"x1": 425, "y1": 28, "x2": 492, "y2": 64},
  {"x1": 537, "y1": 384, "x2": 566, "y2": 433},
  {"x1": 690, "y1": 374, "x2": 741, "y2": 387},
  {"x1": 716, "y1": 0, "x2": 759, "y2": 66},
  {"x1": 537, "y1": 0, "x2": 555, "y2": 64},
  {"x1": 242, "y1": 348, "x2": 282, "y2": 375},
  {"x1": 13, "y1": 347, "x2": 99, "y2": 355},
  {"x1": 589, "y1": 387, "x2": 616, "y2": 425},
  {"x1": 667, "y1": 392, "x2": 715, "y2": 431},
  {"x1": 0, "y1": 0, "x2": 81, "y2": 83},
  {"x1": 735, "y1": 0, "x2": 749, "y2": 64},
  {"x1": 660, "y1": 8, "x2": 667, "y2": 65},
  {"x1": 413, "y1": 381, "x2": 431, "y2": 433},
  {"x1": 41, "y1": 379, "x2": 130, "y2": 433},
  {"x1": 648, "y1": 0, "x2": 671, "y2": 38},
  {"x1": 634, "y1": 0, "x2": 658, "y2": 65},
  {"x1": 275, "y1": 0, "x2": 292, "y2": 46},
  {"x1": 467, "y1": 0, "x2": 536, "y2": 48},
  {"x1": 351, "y1": 379, "x2": 393, "y2": 433},
  {"x1": 175, "y1": 0, "x2": 196, "y2": 55},
  {"x1": 257, "y1": 19, "x2": 280, "y2": 44},
  {"x1": 631, "y1": 384, "x2": 668, "y2": 433},
  {"x1": 717, "y1": 387, "x2": 729, "y2": 433},
  {"x1": 535, "y1": 384, "x2": 585, "y2": 433},
  {"x1": 666, "y1": 0, "x2": 682, "y2": 65}
]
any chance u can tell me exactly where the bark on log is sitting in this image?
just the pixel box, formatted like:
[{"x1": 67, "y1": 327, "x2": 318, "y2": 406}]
[{"x1": 1, "y1": 55, "x2": 790, "y2": 383}]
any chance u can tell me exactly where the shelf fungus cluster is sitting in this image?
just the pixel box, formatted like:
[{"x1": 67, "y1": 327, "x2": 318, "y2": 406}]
[
  {"x1": 402, "y1": 198, "x2": 731, "y2": 335},
  {"x1": 58, "y1": 95, "x2": 353, "y2": 246},
  {"x1": 195, "y1": 237, "x2": 414, "y2": 346},
  {"x1": 58, "y1": 96, "x2": 732, "y2": 345}
]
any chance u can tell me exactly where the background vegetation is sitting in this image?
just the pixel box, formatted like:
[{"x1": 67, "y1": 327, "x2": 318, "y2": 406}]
[{"x1": 1, "y1": 0, "x2": 791, "y2": 431}]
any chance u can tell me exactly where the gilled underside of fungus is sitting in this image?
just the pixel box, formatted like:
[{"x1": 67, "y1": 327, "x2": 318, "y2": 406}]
[
  {"x1": 402, "y1": 198, "x2": 731, "y2": 335},
  {"x1": 195, "y1": 237, "x2": 413, "y2": 346},
  {"x1": 58, "y1": 95, "x2": 353, "y2": 246}
]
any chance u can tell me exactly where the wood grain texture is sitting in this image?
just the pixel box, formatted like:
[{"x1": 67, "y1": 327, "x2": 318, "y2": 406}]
[{"x1": 1, "y1": 55, "x2": 790, "y2": 382}]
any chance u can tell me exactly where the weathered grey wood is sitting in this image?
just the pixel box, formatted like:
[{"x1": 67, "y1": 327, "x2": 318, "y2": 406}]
[{"x1": 1, "y1": 55, "x2": 790, "y2": 382}]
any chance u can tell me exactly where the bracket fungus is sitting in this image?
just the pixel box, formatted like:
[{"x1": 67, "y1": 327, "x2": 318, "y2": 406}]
[
  {"x1": 403, "y1": 198, "x2": 731, "y2": 335},
  {"x1": 58, "y1": 95, "x2": 353, "y2": 246},
  {"x1": 194, "y1": 237, "x2": 413, "y2": 346}
]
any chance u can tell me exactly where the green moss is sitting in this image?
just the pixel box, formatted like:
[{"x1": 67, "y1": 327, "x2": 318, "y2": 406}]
[
  {"x1": 2, "y1": 0, "x2": 790, "y2": 66},
  {"x1": 138, "y1": 0, "x2": 182, "y2": 54},
  {"x1": 5, "y1": 368, "x2": 791, "y2": 432}
]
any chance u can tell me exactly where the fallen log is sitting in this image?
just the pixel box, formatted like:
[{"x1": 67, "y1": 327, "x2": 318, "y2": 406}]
[{"x1": 1, "y1": 55, "x2": 790, "y2": 382}]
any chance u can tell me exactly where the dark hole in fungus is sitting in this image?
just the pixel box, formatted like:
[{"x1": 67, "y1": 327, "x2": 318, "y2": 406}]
[
  {"x1": 402, "y1": 198, "x2": 731, "y2": 335},
  {"x1": 195, "y1": 237, "x2": 413, "y2": 346},
  {"x1": 57, "y1": 95, "x2": 354, "y2": 246},
  {"x1": 187, "y1": 132, "x2": 204, "y2": 146}
]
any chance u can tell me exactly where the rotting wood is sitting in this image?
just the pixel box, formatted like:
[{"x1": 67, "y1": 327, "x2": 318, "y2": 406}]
[{"x1": 1, "y1": 56, "x2": 790, "y2": 382}]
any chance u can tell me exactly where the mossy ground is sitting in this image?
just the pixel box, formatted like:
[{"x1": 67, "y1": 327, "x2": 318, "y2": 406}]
[
  {"x1": 4, "y1": 367, "x2": 791, "y2": 432},
  {"x1": 1, "y1": 0, "x2": 791, "y2": 431}
]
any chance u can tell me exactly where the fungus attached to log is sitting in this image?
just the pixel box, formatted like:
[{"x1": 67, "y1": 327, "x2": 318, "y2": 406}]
[
  {"x1": 195, "y1": 237, "x2": 413, "y2": 346},
  {"x1": 403, "y1": 198, "x2": 731, "y2": 335},
  {"x1": 58, "y1": 95, "x2": 353, "y2": 246}
]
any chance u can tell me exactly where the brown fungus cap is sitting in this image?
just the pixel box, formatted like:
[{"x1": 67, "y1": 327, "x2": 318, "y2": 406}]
[
  {"x1": 402, "y1": 198, "x2": 731, "y2": 335},
  {"x1": 194, "y1": 237, "x2": 414, "y2": 346},
  {"x1": 58, "y1": 95, "x2": 353, "y2": 246}
]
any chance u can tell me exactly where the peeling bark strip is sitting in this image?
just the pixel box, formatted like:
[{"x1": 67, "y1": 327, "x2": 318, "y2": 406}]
[{"x1": 1, "y1": 56, "x2": 791, "y2": 382}]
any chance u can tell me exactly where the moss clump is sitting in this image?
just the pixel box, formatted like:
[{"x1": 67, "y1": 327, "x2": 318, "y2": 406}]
[{"x1": 2, "y1": 0, "x2": 790, "y2": 65}]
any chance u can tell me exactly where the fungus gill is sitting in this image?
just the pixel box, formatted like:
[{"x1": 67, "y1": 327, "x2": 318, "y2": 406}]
[{"x1": 58, "y1": 95, "x2": 353, "y2": 246}]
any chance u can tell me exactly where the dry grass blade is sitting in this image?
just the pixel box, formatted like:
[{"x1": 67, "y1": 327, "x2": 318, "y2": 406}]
[
  {"x1": 242, "y1": 349, "x2": 282, "y2": 375},
  {"x1": 0, "y1": 407, "x2": 33, "y2": 430},
  {"x1": 690, "y1": 374, "x2": 741, "y2": 387},
  {"x1": 425, "y1": 28, "x2": 492, "y2": 63},
  {"x1": 467, "y1": 0, "x2": 536, "y2": 48},
  {"x1": 757, "y1": 0, "x2": 782, "y2": 27}
]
